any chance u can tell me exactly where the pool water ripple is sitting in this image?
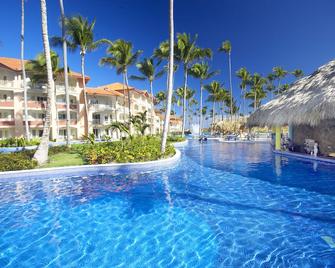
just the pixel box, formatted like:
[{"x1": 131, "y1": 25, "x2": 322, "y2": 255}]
[{"x1": 0, "y1": 140, "x2": 335, "y2": 267}]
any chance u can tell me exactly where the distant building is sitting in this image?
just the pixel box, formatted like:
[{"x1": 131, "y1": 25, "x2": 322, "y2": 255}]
[
  {"x1": 155, "y1": 110, "x2": 182, "y2": 134},
  {"x1": 0, "y1": 57, "x2": 159, "y2": 140}
]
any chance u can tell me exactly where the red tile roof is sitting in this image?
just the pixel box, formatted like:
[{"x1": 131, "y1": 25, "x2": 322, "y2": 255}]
[{"x1": 0, "y1": 57, "x2": 90, "y2": 81}]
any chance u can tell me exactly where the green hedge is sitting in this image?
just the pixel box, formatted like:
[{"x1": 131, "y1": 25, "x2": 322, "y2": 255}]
[
  {"x1": 79, "y1": 136, "x2": 175, "y2": 164},
  {"x1": 0, "y1": 152, "x2": 37, "y2": 172},
  {"x1": 167, "y1": 135, "x2": 186, "y2": 142},
  {"x1": 0, "y1": 136, "x2": 176, "y2": 171},
  {"x1": 0, "y1": 137, "x2": 40, "y2": 147}
]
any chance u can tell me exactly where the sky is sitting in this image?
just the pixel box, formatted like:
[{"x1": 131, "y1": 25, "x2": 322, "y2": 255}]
[{"x1": 1, "y1": 0, "x2": 335, "y2": 119}]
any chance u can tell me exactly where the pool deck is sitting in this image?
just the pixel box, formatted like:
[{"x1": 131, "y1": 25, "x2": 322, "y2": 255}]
[
  {"x1": 0, "y1": 149, "x2": 181, "y2": 181},
  {"x1": 274, "y1": 150, "x2": 335, "y2": 164}
]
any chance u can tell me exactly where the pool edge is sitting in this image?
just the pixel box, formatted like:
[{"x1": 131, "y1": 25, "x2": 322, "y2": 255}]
[{"x1": 0, "y1": 149, "x2": 181, "y2": 180}]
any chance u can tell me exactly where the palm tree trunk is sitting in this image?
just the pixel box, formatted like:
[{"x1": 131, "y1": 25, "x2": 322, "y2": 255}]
[
  {"x1": 212, "y1": 101, "x2": 215, "y2": 128},
  {"x1": 228, "y1": 52, "x2": 233, "y2": 121},
  {"x1": 254, "y1": 90, "x2": 257, "y2": 111},
  {"x1": 161, "y1": 0, "x2": 174, "y2": 153},
  {"x1": 34, "y1": 0, "x2": 54, "y2": 165},
  {"x1": 181, "y1": 66, "x2": 187, "y2": 137},
  {"x1": 21, "y1": 0, "x2": 30, "y2": 141},
  {"x1": 125, "y1": 71, "x2": 132, "y2": 122},
  {"x1": 81, "y1": 52, "x2": 89, "y2": 135},
  {"x1": 243, "y1": 87, "x2": 246, "y2": 116},
  {"x1": 122, "y1": 74, "x2": 126, "y2": 126},
  {"x1": 59, "y1": 0, "x2": 70, "y2": 146},
  {"x1": 199, "y1": 80, "x2": 203, "y2": 136},
  {"x1": 149, "y1": 80, "x2": 154, "y2": 135},
  {"x1": 277, "y1": 79, "x2": 281, "y2": 95}
]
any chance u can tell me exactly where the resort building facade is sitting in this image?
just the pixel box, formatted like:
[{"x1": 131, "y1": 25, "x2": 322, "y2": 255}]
[{"x1": 0, "y1": 57, "x2": 173, "y2": 140}]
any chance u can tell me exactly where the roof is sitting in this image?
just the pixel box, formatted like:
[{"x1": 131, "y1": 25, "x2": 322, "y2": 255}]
[
  {"x1": 0, "y1": 57, "x2": 27, "y2": 71},
  {"x1": 247, "y1": 59, "x2": 335, "y2": 127},
  {"x1": 0, "y1": 57, "x2": 90, "y2": 81},
  {"x1": 105, "y1": 82, "x2": 152, "y2": 98},
  {"x1": 86, "y1": 87, "x2": 124, "y2": 97}
]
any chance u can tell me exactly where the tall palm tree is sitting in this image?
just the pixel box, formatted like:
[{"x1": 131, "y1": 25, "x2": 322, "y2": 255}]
[
  {"x1": 292, "y1": 69, "x2": 304, "y2": 79},
  {"x1": 100, "y1": 39, "x2": 142, "y2": 125},
  {"x1": 266, "y1": 73, "x2": 276, "y2": 100},
  {"x1": 175, "y1": 33, "x2": 212, "y2": 136},
  {"x1": 130, "y1": 57, "x2": 164, "y2": 133},
  {"x1": 246, "y1": 73, "x2": 266, "y2": 111},
  {"x1": 58, "y1": 0, "x2": 70, "y2": 146},
  {"x1": 272, "y1": 66, "x2": 288, "y2": 95},
  {"x1": 216, "y1": 87, "x2": 230, "y2": 120},
  {"x1": 155, "y1": 90, "x2": 167, "y2": 111},
  {"x1": 33, "y1": 0, "x2": 54, "y2": 165},
  {"x1": 219, "y1": 40, "x2": 233, "y2": 120},
  {"x1": 21, "y1": 0, "x2": 30, "y2": 141},
  {"x1": 161, "y1": 0, "x2": 174, "y2": 152},
  {"x1": 236, "y1": 67, "x2": 251, "y2": 116},
  {"x1": 204, "y1": 81, "x2": 223, "y2": 128},
  {"x1": 51, "y1": 15, "x2": 106, "y2": 135},
  {"x1": 26, "y1": 51, "x2": 63, "y2": 141},
  {"x1": 189, "y1": 62, "x2": 218, "y2": 135}
]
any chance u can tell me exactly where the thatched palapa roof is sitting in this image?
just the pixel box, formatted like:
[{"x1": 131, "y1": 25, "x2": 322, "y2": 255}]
[{"x1": 247, "y1": 60, "x2": 335, "y2": 127}]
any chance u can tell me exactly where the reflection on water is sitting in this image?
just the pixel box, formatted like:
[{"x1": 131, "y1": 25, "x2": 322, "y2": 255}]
[{"x1": 185, "y1": 140, "x2": 335, "y2": 196}]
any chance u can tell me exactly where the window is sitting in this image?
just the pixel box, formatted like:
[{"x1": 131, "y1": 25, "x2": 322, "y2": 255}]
[
  {"x1": 3, "y1": 76, "x2": 7, "y2": 81},
  {"x1": 134, "y1": 104, "x2": 139, "y2": 110},
  {"x1": 58, "y1": 113, "x2": 66, "y2": 120},
  {"x1": 37, "y1": 96, "x2": 47, "y2": 102}
]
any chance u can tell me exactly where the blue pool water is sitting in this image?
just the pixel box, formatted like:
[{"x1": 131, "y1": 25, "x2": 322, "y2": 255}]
[{"x1": 1, "y1": 140, "x2": 335, "y2": 267}]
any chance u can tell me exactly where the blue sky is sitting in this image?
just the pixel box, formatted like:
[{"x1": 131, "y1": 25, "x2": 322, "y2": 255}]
[{"x1": 1, "y1": 0, "x2": 335, "y2": 117}]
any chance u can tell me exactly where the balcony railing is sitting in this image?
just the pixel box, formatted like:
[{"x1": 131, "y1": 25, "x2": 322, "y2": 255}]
[
  {"x1": 27, "y1": 101, "x2": 47, "y2": 109},
  {"x1": 58, "y1": 119, "x2": 77, "y2": 126},
  {"x1": 92, "y1": 119, "x2": 101, "y2": 124},
  {"x1": 0, "y1": 100, "x2": 14, "y2": 108},
  {"x1": 57, "y1": 103, "x2": 78, "y2": 110},
  {"x1": 0, "y1": 119, "x2": 15, "y2": 126},
  {"x1": 0, "y1": 80, "x2": 16, "y2": 88}
]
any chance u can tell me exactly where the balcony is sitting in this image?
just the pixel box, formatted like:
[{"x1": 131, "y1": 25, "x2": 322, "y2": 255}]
[
  {"x1": 58, "y1": 119, "x2": 77, "y2": 126},
  {"x1": 0, "y1": 80, "x2": 17, "y2": 89},
  {"x1": 0, "y1": 119, "x2": 15, "y2": 127},
  {"x1": 0, "y1": 100, "x2": 14, "y2": 109},
  {"x1": 89, "y1": 103, "x2": 115, "y2": 112},
  {"x1": 26, "y1": 119, "x2": 44, "y2": 128},
  {"x1": 92, "y1": 119, "x2": 101, "y2": 125},
  {"x1": 57, "y1": 103, "x2": 78, "y2": 110},
  {"x1": 55, "y1": 85, "x2": 78, "y2": 95},
  {"x1": 28, "y1": 101, "x2": 47, "y2": 109}
]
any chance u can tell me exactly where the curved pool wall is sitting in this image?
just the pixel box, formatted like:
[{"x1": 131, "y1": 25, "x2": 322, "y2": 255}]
[{"x1": 0, "y1": 149, "x2": 181, "y2": 181}]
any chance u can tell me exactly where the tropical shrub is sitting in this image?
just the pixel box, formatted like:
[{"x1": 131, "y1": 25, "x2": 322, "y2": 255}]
[
  {"x1": 80, "y1": 136, "x2": 175, "y2": 164},
  {"x1": 0, "y1": 152, "x2": 37, "y2": 172},
  {"x1": 167, "y1": 135, "x2": 186, "y2": 142},
  {"x1": 0, "y1": 137, "x2": 40, "y2": 147}
]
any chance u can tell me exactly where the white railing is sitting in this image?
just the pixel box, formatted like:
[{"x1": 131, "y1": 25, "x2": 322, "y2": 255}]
[{"x1": 0, "y1": 80, "x2": 16, "y2": 88}]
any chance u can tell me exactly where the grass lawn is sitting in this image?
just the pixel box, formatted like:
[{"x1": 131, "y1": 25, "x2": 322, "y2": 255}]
[{"x1": 42, "y1": 152, "x2": 84, "y2": 168}]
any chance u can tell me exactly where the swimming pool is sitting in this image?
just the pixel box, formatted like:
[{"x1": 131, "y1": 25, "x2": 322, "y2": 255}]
[{"x1": 0, "y1": 140, "x2": 334, "y2": 267}]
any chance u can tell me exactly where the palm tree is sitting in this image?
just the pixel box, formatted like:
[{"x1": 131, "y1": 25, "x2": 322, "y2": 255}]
[
  {"x1": 219, "y1": 40, "x2": 233, "y2": 120},
  {"x1": 155, "y1": 90, "x2": 167, "y2": 111},
  {"x1": 175, "y1": 33, "x2": 212, "y2": 136},
  {"x1": 131, "y1": 111, "x2": 150, "y2": 136},
  {"x1": 246, "y1": 73, "x2": 266, "y2": 111},
  {"x1": 161, "y1": 0, "x2": 174, "y2": 153},
  {"x1": 108, "y1": 121, "x2": 131, "y2": 138},
  {"x1": 51, "y1": 15, "x2": 106, "y2": 135},
  {"x1": 272, "y1": 66, "x2": 288, "y2": 95},
  {"x1": 26, "y1": 51, "x2": 62, "y2": 140},
  {"x1": 204, "y1": 81, "x2": 223, "y2": 128},
  {"x1": 130, "y1": 57, "x2": 164, "y2": 133},
  {"x1": 100, "y1": 39, "x2": 142, "y2": 125},
  {"x1": 292, "y1": 69, "x2": 304, "y2": 79},
  {"x1": 266, "y1": 73, "x2": 276, "y2": 100},
  {"x1": 21, "y1": 0, "x2": 30, "y2": 141},
  {"x1": 33, "y1": 0, "x2": 54, "y2": 165},
  {"x1": 58, "y1": 0, "x2": 70, "y2": 146},
  {"x1": 189, "y1": 62, "x2": 218, "y2": 135},
  {"x1": 216, "y1": 87, "x2": 230, "y2": 120},
  {"x1": 236, "y1": 67, "x2": 251, "y2": 116}
]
